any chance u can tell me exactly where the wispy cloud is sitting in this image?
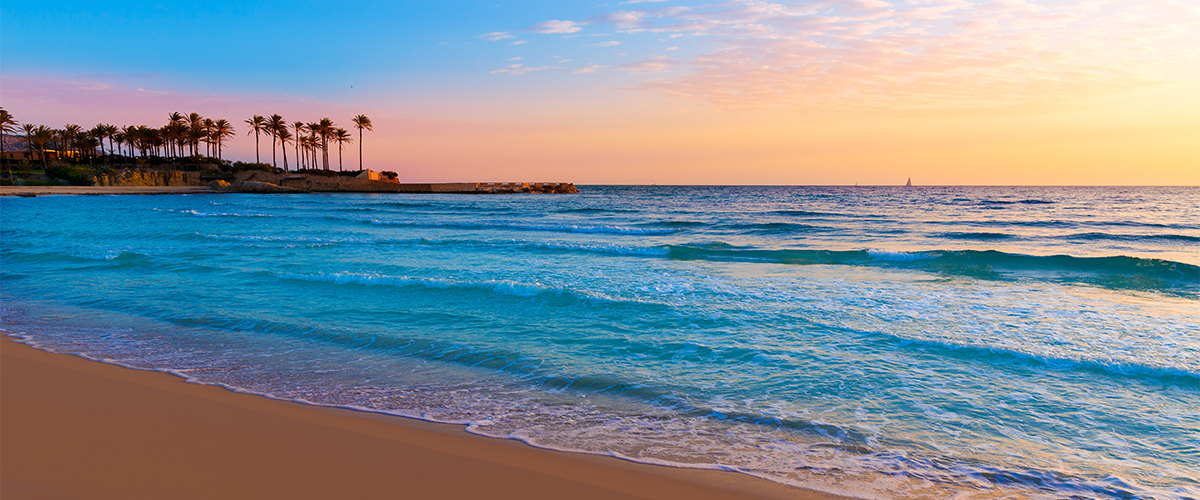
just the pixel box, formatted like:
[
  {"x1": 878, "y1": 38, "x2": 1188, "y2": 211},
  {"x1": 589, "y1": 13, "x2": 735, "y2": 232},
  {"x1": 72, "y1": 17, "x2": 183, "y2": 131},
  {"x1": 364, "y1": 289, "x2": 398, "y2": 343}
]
[
  {"x1": 617, "y1": 56, "x2": 676, "y2": 73},
  {"x1": 530, "y1": 20, "x2": 583, "y2": 33},
  {"x1": 479, "y1": 31, "x2": 514, "y2": 41},
  {"x1": 574, "y1": 65, "x2": 608, "y2": 74},
  {"x1": 511, "y1": 40, "x2": 528, "y2": 45},
  {"x1": 515, "y1": 0, "x2": 1194, "y2": 111},
  {"x1": 491, "y1": 64, "x2": 553, "y2": 75}
]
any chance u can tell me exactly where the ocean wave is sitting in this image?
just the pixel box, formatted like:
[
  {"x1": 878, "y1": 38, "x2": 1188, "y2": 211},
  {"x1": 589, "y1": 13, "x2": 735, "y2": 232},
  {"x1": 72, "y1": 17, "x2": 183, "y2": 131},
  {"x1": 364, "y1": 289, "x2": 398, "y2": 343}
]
[
  {"x1": 938, "y1": 231, "x2": 1015, "y2": 240},
  {"x1": 979, "y1": 199, "x2": 1055, "y2": 205},
  {"x1": 667, "y1": 245, "x2": 1199, "y2": 293},
  {"x1": 1060, "y1": 232, "x2": 1200, "y2": 243},
  {"x1": 722, "y1": 222, "x2": 829, "y2": 234},
  {"x1": 154, "y1": 208, "x2": 280, "y2": 218},
  {"x1": 554, "y1": 207, "x2": 640, "y2": 214},
  {"x1": 194, "y1": 232, "x2": 669, "y2": 257},
  {"x1": 367, "y1": 219, "x2": 679, "y2": 235},
  {"x1": 274, "y1": 271, "x2": 632, "y2": 304}
]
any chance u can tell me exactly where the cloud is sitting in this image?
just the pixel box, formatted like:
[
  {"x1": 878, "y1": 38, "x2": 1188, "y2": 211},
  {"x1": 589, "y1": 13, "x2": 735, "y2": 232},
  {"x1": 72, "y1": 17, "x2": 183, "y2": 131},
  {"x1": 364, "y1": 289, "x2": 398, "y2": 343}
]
[
  {"x1": 665, "y1": 46, "x2": 679, "y2": 51},
  {"x1": 619, "y1": 0, "x2": 668, "y2": 4},
  {"x1": 531, "y1": 20, "x2": 583, "y2": 33},
  {"x1": 617, "y1": 56, "x2": 676, "y2": 73},
  {"x1": 505, "y1": 57, "x2": 523, "y2": 61},
  {"x1": 509, "y1": 0, "x2": 1191, "y2": 111},
  {"x1": 479, "y1": 32, "x2": 514, "y2": 41},
  {"x1": 491, "y1": 64, "x2": 552, "y2": 75},
  {"x1": 574, "y1": 65, "x2": 608, "y2": 74},
  {"x1": 511, "y1": 40, "x2": 528, "y2": 45}
]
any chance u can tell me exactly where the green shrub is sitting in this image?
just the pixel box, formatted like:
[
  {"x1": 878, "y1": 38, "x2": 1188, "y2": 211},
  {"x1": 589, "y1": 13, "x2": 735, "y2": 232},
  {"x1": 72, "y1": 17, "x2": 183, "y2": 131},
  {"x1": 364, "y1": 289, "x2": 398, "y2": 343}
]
[
  {"x1": 46, "y1": 164, "x2": 100, "y2": 186},
  {"x1": 231, "y1": 161, "x2": 274, "y2": 173}
]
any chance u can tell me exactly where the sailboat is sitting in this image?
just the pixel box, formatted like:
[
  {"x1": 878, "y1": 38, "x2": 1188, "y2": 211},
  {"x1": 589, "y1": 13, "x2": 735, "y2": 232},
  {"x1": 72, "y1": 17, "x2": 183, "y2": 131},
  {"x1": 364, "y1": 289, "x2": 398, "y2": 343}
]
[{"x1": 905, "y1": 177, "x2": 912, "y2": 187}]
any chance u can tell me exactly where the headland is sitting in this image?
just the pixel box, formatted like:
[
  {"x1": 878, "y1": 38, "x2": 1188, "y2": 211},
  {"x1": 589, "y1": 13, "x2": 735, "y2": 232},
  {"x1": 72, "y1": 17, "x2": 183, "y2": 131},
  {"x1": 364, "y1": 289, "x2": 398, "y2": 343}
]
[{"x1": 1, "y1": 168, "x2": 577, "y2": 196}]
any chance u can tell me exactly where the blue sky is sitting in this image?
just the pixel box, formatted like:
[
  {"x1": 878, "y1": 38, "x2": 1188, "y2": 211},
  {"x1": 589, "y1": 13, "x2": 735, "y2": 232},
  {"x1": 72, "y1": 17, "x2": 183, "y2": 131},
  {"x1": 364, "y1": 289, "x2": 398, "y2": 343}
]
[{"x1": 3, "y1": 0, "x2": 1196, "y2": 184}]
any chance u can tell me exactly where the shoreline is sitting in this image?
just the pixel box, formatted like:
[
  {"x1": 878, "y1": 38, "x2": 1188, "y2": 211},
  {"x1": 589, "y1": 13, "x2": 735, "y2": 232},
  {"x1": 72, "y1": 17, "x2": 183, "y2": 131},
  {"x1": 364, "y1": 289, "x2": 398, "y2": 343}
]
[
  {"x1": 0, "y1": 338, "x2": 857, "y2": 500},
  {"x1": 0, "y1": 185, "x2": 221, "y2": 196}
]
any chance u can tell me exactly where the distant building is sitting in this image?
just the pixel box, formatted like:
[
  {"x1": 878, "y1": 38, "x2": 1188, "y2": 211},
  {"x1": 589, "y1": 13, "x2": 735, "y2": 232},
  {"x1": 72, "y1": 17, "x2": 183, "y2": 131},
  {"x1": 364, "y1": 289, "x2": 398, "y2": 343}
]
[
  {"x1": 355, "y1": 169, "x2": 399, "y2": 183},
  {"x1": 1, "y1": 134, "x2": 66, "y2": 161}
]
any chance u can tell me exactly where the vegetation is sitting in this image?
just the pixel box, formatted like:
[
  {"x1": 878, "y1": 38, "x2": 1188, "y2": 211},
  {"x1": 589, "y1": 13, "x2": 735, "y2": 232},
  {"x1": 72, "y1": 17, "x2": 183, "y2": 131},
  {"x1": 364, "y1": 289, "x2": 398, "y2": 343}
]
[{"x1": 1, "y1": 109, "x2": 374, "y2": 181}]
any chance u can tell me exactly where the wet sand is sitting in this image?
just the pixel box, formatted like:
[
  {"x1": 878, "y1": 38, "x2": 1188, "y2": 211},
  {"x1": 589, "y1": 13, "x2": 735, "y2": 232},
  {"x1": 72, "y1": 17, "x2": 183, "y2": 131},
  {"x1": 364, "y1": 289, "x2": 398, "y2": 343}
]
[{"x1": 0, "y1": 339, "x2": 856, "y2": 500}]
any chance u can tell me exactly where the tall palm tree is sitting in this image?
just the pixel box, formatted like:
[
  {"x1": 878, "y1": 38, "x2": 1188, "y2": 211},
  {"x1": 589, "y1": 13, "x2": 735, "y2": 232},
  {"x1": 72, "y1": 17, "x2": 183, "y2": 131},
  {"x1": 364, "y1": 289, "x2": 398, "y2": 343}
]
[
  {"x1": 28, "y1": 125, "x2": 55, "y2": 171},
  {"x1": 213, "y1": 119, "x2": 235, "y2": 160},
  {"x1": 201, "y1": 118, "x2": 216, "y2": 157},
  {"x1": 266, "y1": 114, "x2": 286, "y2": 168},
  {"x1": 89, "y1": 125, "x2": 106, "y2": 159},
  {"x1": 1, "y1": 108, "x2": 18, "y2": 178},
  {"x1": 244, "y1": 115, "x2": 266, "y2": 164},
  {"x1": 332, "y1": 128, "x2": 352, "y2": 171},
  {"x1": 61, "y1": 124, "x2": 82, "y2": 159},
  {"x1": 312, "y1": 118, "x2": 336, "y2": 170},
  {"x1": 185, "y1": 113, "x2": 204, "y2": 156},
  {"x1": 167, "y1": 112, "x2": 184, "y2": 157},
  {"x1": 277, "y1": 127, "x2": 292, "y2": 171},
  {"x1": 21, "y1": 124, "x2": 36, "y2": 160},
  {"x1": 292, "y1": 121, "x2": 305, "y2": 170},
  {"x1": 351, "y1": 115, "x2": 372, "y2": 171},
  {"x1": 305, "y1": 122, "x2": 320, "y2": 169},
  {"x1": 96, "y1": 124, "x2": 116, "y2": 158}
]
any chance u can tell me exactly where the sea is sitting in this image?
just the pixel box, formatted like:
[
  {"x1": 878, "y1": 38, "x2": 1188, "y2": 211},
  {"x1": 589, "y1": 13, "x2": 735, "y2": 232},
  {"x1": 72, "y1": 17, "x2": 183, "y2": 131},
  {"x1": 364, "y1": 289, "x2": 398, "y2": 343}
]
[{"x1": 1, "y1": 186, "x2": 1197, "y2": 500}]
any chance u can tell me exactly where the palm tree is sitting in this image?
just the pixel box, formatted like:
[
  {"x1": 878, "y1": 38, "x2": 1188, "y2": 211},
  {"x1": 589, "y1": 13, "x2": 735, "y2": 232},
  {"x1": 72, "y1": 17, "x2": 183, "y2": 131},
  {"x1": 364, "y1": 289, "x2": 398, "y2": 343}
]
[
  {"x1": 244, "y1": 115, "x2": 266, "y2": 164},
  {"x1": 185, "y1": 113, "x2": 204, "y2": 156},
  {"x1": 305, "y1": 122, "x2": 320, "y2": 169},
  {"x1": 292, "y1": 121, "x2": 305, "y2": 170},
  {"x1": 1, "y1": 108, "x2": 18, "y2": 178},
  {"x1": 28, "y1": 125, "x2": 55, "y2": 171},
  {"x1": 213, "y1": 119, "x2": 235, "y2": 160},
  {"x1": 332, "y1": 128, "x2": 352, "y2": 171},
  {"x1": 89, "y1": 125, "x2": 106, "y2": 160},
  {"x1": 62, "y1": 124, "x2": 82, "y2": 159},
  {"x1": 351, "y1": 115, "x2": 372, "y2": 171},
  {"x1": 309, "y1": 118, "x2": 334, "y2": 170},
  {"x1": 21, "y1": 124, "x2": 36, "y2": 160},
  {"x1": 277, "y1": 127, "x2": 292, "y2": 171},
  {"x1": 166, "y1": 112, "x2": 184, "y2": 157},
  {"x1": 201, "y1": 118, "x2": 216, "y2": 157},
  {"x1": 266, "y1": 114, "x2": 286, "y2": 168}
]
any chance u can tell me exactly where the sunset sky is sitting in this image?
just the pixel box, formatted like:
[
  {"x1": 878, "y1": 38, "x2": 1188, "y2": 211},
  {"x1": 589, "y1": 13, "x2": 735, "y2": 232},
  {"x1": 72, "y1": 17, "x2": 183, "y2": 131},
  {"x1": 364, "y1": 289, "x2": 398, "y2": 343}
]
[{"x1": 2, "y1": 0, "x2": 1197, "y2": 185}]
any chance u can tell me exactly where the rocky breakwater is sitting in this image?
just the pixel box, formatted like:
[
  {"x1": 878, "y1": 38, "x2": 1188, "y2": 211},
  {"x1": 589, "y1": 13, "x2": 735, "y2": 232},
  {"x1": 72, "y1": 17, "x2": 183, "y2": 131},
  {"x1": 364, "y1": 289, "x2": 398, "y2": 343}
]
[
  {"x1": 90, "y1": 170, "x2": 204, "y2": 187},
  {"x1": 236, "y1": 170, "x2": 578, "y2": 194},
  {"x1": 469, "y1": 182, "x2": 578, "y2": 194}
]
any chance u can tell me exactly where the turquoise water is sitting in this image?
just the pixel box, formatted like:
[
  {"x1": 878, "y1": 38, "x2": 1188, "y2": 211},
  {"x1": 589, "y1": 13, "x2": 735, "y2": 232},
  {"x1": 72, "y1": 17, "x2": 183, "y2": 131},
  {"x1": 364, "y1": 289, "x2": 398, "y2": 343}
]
[{"x1": 2, "y1": 186, "x2": 1197, "y2": 499}]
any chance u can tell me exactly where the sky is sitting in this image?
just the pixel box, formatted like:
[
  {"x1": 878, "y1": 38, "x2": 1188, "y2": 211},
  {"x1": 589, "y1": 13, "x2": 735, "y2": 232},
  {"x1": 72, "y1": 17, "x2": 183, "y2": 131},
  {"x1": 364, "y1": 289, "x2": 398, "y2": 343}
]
[{"x1": 2, "y1": 0, "x2": 1197, "y2": 185}]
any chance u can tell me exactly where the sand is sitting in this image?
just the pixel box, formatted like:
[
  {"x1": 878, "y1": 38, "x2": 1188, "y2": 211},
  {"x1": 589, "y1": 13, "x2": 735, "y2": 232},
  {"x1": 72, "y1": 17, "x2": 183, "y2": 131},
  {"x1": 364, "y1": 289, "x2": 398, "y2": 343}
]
[{"x1": 0, "y1": 339, "x2": 855, "y2": 500}]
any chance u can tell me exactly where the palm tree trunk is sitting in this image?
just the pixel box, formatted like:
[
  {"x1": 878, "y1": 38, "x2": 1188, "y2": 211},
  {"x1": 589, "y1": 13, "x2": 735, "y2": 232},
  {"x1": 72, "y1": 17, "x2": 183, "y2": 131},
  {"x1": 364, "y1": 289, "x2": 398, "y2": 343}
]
[
  {"x1": 358, "y1": 128, "x2": 363, "y2": 170},
  {"x1": 338, "y1": 146, "x2": 343, "y2": 171},
  {"x1": 255, "y1": 132, "x2": 260, "y2": 164}
]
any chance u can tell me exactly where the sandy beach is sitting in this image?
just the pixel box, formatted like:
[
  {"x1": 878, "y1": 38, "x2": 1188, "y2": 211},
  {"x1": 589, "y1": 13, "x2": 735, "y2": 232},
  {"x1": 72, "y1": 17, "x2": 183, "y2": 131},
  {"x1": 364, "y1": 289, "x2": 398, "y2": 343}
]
[{"x1": 0, "y1": 339, "x2": 853, "y2": 500}]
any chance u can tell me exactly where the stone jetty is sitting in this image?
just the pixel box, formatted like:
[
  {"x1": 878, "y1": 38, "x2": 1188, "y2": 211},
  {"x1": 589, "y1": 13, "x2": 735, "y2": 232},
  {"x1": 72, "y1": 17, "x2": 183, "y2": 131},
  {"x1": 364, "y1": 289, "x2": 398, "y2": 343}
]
[{"x1": 81, "y1": 168, "x2": 577, "y2": 194}]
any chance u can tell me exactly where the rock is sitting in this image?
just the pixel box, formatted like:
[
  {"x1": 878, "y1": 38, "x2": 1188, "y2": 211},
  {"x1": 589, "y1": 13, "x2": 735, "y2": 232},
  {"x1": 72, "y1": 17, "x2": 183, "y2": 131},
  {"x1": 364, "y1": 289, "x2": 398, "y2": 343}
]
[
  {"x1": 207, "y1": 180, "x2": 231, "y2": 188},
  {"x1": 231, "y1": 181, "x2": 300, "y2": 193}
]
